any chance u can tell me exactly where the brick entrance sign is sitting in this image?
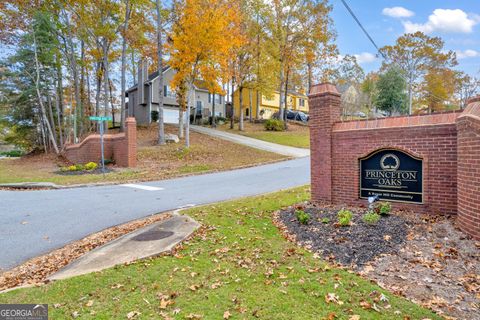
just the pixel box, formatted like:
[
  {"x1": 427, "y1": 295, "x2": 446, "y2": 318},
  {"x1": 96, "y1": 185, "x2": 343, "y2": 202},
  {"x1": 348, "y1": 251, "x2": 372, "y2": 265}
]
[
  {"x1": 64, "y1": 117, "x2": 137, "y2": 167},
  {"x1": 309, "y1": 83, "x2": 480, "y2": 240}
]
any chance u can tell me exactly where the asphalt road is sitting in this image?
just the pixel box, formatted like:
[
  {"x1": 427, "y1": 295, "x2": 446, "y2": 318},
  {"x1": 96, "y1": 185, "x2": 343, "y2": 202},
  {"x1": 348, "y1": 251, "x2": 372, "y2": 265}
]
[{"x1": 0, "y1": 157, "x2": 310, "y2": 271}]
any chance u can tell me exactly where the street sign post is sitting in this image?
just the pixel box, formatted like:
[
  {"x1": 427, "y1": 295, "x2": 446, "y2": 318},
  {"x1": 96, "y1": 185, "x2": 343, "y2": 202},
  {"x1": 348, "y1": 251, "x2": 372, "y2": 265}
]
[{"x1": 89, "y1": 116, "x2": 112, "y2": 174}]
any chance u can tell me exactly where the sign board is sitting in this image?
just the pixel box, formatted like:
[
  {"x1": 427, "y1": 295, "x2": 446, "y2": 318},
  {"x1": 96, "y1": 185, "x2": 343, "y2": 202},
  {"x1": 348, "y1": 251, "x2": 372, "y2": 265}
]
[
  {"x1": 89, "y1": 116, "x2": 112, "y2": 121},
  {"x1": 359, "y1": 149, "x2": 423, "y2": 204}
]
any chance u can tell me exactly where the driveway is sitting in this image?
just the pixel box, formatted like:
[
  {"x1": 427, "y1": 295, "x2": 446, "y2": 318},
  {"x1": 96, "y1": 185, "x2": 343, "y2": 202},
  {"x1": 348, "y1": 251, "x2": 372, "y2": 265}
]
[
  {"x1": 191, "y1": 125, "x2": 310, "y2": 158},
  {"x1": 0, "y1": 157, "x2": 310, "y2": 271}
]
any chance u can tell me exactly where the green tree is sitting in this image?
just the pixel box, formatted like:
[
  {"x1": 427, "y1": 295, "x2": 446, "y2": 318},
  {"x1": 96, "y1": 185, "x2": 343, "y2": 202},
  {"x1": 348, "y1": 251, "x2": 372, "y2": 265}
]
[
  {"x1": 376, "y1": 67, "x2": 407, "y2": 115},
  {"x1": 379, "y1": 31, "x2": 457, "y2": 114}
]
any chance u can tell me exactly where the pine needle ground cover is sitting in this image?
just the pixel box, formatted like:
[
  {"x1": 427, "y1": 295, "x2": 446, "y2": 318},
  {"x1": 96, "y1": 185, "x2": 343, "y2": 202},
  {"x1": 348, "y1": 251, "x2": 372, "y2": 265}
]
[{"x1": 0, "y1": 187, "x2": 439, "y2": 319}]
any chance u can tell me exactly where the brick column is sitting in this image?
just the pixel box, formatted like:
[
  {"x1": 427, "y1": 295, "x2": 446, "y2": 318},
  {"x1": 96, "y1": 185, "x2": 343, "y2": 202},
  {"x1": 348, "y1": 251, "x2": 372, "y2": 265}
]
[
  {"x1": 308, "y1": 83, "x2": 341, "y2": 203},
  {"x1": 125, "y1": 117, "x2": 137, "y2": 167},
  {"x1": 456, "y1": 96, "x2": 480, "y2": 240}
]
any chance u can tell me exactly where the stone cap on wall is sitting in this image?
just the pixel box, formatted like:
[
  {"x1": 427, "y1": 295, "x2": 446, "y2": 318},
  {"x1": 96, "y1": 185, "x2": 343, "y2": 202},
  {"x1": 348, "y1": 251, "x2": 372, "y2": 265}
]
[
  {"x1": 459, "y1": 95, "x2": 480, "y2": 121},
  {"x1": 333, "y1": 111, "x2": 461, "y2": 131},
  {"x1": 308, "y1": 83, "x2": 340, "y2": 97}
]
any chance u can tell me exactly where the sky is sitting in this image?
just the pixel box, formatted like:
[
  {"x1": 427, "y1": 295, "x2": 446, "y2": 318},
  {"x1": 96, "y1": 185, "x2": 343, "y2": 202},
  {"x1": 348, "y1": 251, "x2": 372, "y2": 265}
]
[{"x1": 331, "y1": 0, "x2": 480, "y2": 76}]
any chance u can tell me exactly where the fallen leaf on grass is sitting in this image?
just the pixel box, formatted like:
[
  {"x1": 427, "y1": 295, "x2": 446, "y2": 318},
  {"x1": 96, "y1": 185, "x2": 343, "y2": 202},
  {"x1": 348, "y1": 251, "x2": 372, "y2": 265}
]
[
  {"x1": 186, "y1": 313, "x2": 203, "y2": 319},
  {"x1": 349, "y1": 316, "x2": 360, "y2": 320},
  {"x1": 223, "y1": 310, "x2": 231, "y2": 319},
  {"x1": 325, "y1": 293, "x2": 344, "y2": 305},
  {"x1": 85, "y1": 300, "x2": 94, "y2": 307},
  {"x1": 159, "y1": 298, "x2": 175, "y2": 309},
  {"x1": 126, "y1": 311, "x2": 141, "y2": 319}
]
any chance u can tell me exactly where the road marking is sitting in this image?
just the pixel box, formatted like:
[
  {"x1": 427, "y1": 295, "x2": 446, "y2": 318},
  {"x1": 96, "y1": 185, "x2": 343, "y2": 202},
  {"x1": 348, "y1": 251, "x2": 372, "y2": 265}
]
[{"x1": 121, "y1": 184, "x2": 164, "y2": 191}]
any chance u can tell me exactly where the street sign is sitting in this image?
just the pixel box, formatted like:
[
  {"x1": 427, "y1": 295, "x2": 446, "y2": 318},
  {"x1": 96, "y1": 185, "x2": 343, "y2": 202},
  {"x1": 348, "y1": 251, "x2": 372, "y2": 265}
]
[
  {"x1": 89, "y1": 116, "x2": 112, "y2": 121},
  {"x1": 88, "y1": 116, "x2": 112, "y2": 175}
]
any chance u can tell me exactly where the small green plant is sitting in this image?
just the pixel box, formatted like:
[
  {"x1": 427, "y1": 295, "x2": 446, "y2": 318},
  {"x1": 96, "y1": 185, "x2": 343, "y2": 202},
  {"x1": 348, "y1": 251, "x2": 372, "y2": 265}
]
[
  {"x1": 337, "y1": 209, "x2": 353, "y2": 226},
  {"x1": 321, "y1": 217, "x2": 330, "y2": 224},
  {"x1": 377, "y1": 202, "x2": 392, "y2": 215},
  {"x1": 264, "y1": 119, "x2": 285, "y2": 131},
  {"x1": 68, "y1": 165, "x2": 78, "y2": 171},
  {"x1": 84, "y1": 162, "x2": 98, "y2": 171},
  {"x1": 74, "y1": 164, "x2": 84, "y2": 171},
  {"x1": 362, "y1": 211, "x2": 381, "y2": 225},
  {"x1": 295, "y1": 210, "x2": 311, "y2": 225}
]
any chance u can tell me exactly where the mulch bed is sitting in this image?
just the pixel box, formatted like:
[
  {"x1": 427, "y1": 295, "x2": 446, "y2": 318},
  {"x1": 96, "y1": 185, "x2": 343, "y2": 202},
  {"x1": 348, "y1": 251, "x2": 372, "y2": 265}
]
[
  {"x1": 0, "y1": 213, "x2": 171, "y2": 292},
  {"x1": 276, "y1": 203, "x2": 407, "y2": 267},
  {"x1": 274, "y1": 202, "x2": 480, "y2": 320}
]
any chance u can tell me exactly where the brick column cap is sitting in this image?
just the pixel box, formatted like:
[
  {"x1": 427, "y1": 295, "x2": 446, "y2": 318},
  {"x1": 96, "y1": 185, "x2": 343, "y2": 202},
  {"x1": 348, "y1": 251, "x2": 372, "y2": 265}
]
[
  {"x1": 308, "y1": 83, "x2": 341, "y2": 98},
  {"x1": 466, "y1": 95, "x2": 480, "y2": 105},
  {"x1": 125, "y1": 117, "x2": 136, "y2": 124}
]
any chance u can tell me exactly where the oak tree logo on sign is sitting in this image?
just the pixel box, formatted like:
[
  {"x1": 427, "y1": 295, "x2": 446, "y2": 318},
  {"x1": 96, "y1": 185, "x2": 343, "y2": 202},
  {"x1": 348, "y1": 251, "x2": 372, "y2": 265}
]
[{"x1": 380, "y1": 153, "x2": 400, "y2": 171}]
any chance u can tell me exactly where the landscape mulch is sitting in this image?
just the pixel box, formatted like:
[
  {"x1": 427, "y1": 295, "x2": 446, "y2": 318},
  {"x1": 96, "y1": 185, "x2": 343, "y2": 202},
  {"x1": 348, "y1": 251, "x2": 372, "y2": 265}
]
[
  {"x1": 0, "y1": 213, "x2": 171, "y2": 292},
  {"x1": 274, "y1": 203, "x2": 480, "y2": 320}
]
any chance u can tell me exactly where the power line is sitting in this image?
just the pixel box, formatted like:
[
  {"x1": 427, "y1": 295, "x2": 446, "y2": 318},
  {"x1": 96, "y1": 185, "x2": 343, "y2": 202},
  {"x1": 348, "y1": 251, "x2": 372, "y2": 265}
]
[{"x1": 340, "y1": 0, "x2": 386, "y2": 60}]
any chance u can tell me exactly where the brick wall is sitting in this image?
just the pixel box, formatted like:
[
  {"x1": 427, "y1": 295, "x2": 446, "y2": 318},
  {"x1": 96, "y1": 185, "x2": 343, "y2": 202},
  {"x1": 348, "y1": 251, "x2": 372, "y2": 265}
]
[
  {"x1": 63, "y1": 117, "x2": 137, "y2": 167},
  {"x1": 309, "y1": 83, "x2": 480, "y2": 240},
  {"x1": 456, "y1": 98, "x2": 480, "y2": 239}
]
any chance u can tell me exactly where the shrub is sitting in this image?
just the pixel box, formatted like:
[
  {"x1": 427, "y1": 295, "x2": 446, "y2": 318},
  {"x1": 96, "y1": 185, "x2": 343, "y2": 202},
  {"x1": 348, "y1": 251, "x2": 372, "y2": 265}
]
[
  {"x1": 151, "y1": 110, "x2": 159, "y2": 122},
  {"x1": 362, "y1": 211, "x2": 381, "y2": 225},
  {"x1": 295, "y1": 210, "x2": 311, "y2": 225},
  {"x1": 377, "y1": 202, "x2": 392, "y2": 215},
  {"x1": 84, "y1": 162, "x2": 98, "y2": 171},
  {"x1": 264, "y1": 119, "x2": 285, "y2": 131},
  {"x1": 68, "y1": 165, "x2": 78, "y2": 171},
  {"x1": 0, "y1": 150, "x2": 24, "y2": 157},
  {"x1": 337, "y1": 209, "x2": 353, "y2": 226},
  {"x1": 321, "y1": 217, "x2": 330, "y2": 224},
  {"x1": 74, "y1": 164, "x2": 84, "y2": 171}
]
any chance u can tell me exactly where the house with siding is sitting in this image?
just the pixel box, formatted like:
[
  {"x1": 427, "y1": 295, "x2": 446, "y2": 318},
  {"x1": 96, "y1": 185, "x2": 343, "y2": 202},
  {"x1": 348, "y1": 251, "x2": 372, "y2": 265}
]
[
  {"x1": 126, "y1": 60, "x2": 226, "y2": 125},
  {"x1": 232, "y1": 88, "x2": 308, "y2": 120}
]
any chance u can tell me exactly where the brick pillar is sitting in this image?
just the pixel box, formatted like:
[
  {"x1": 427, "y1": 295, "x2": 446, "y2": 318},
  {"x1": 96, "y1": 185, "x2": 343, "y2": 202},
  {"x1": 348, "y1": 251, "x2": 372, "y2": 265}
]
[
  {"x1": 308, "y1": 83, "x2": 341, "y2": 203},
  {"x1": 125, "y1": 117, "x2": 137, "y2": 167},
  {"x1": 456, "y1": 96, "x2": 480, "y2": 240}
]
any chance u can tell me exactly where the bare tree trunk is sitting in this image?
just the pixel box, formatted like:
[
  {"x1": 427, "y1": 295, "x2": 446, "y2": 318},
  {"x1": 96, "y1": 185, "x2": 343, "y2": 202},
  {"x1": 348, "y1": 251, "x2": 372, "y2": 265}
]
[
  {"x1": 284, "y1": 69, "x2": 289, "y2": 130},
  {"x1": 179, "y1": 109, "x2": 184, "y2": 138},
  {"x1": 33, "y1": 33, "x2": 59, "y2": 153},
  {"x1": 212, "y1": 92, "x2": 216, "y2": 128},
  {"x1": 109, "y1": 79, "x2": 115, "y2": 126},
  {"x1": 230, "y1": 79, "x2": 234, "y2": 129},
  {"x1": 55, "y1": 51, "x2": 64, "y2": 147},
  {"x1": 156, "y1": 0, "x2": 166, "y2": 145},
  {"x1": 249, "y1": 88, "x2": 252, "y2": 122},
  {"x1": 256, "y1": 90, "x2": 260, "y2": 120},
  {"x1": 120, "y1": 0, "x2": 131, "y2": 131},
  {"x1": 307, "y1": 62, "x2": 313, "y2": 92},
  {"x1": 103, "y1": 39, "x2": 110, "y2": 133},
  {"x1": 95, "y1": 61, "x2": 102, "y2": 117},
  {"x1": 239, "y1": 86, "x2": 244, "y2": 131},
  {"x1": 278, "y1": 63, "x2": 285, "y2": 120}
]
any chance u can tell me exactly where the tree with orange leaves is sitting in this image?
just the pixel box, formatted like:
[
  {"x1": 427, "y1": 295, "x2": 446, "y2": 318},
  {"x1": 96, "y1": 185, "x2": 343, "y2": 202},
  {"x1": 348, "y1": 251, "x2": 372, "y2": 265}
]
[{"x1": 167, "y1": 0, "x2": 244, "y2": 147}]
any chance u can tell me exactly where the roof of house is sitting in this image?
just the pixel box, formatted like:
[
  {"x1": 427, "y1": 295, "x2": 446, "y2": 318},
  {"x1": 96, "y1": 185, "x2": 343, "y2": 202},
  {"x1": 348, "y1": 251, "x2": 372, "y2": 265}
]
[{"x1": 125, "y1": 66, "x2": 217, "y2": 94}]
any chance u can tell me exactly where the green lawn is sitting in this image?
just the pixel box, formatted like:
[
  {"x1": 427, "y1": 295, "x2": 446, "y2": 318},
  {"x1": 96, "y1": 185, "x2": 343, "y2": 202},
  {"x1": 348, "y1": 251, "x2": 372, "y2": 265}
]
[
  {"x1": 219, "y1": 122, "x2": 310, "y2": 148},
  {"x1": 0, "y1": 187, "x2": 439, "y2": 319}
]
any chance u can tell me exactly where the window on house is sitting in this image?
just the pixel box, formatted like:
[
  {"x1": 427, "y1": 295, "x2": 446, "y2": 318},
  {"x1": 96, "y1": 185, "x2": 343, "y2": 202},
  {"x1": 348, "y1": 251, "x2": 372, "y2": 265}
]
[
  {"x1": 208, "y1": 93, "x2": 211, "y2": 103},
  {"x1": 246, "y1": 108, "x2": 249, "y2": 117},
  {"x1": 299, "y1": 98, "x2": 305, "y2": 107},
  {"x1": 164, "y1": 85, "x2": 176, "y2": 98}
]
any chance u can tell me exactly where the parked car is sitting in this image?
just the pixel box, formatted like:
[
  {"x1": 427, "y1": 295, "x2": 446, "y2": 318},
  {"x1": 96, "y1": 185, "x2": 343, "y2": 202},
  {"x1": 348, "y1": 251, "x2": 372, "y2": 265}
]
[{"x1": 272, "y1": 110, "x2": 309, "y2": 122}]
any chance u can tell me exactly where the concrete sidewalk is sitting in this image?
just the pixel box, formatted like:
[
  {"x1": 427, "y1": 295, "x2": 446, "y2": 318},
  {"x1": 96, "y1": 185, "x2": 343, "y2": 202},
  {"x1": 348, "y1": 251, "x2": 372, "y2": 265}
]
[
  {"x1": 191, "y1": 125, "x2": 310, "y2": 158},
  {"x1": 49, "y1": 213, "x2": 199, "y2": 280}
]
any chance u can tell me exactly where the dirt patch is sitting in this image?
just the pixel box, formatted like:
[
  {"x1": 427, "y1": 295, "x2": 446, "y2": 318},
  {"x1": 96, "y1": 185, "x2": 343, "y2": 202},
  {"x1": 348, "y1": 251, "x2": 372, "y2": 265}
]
[
  {"x1": 0, "y1": 213, "x2": 171, "y2": 291},
  {"x1": 55, "y1": 167, "x2": 115, "y2": 176},
  {"x1": 274, "y1": 203, "x2": 480, "y2": 320},
  {"x1": 362, "y1": 216, "x2": 480, "y2": 320}
]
